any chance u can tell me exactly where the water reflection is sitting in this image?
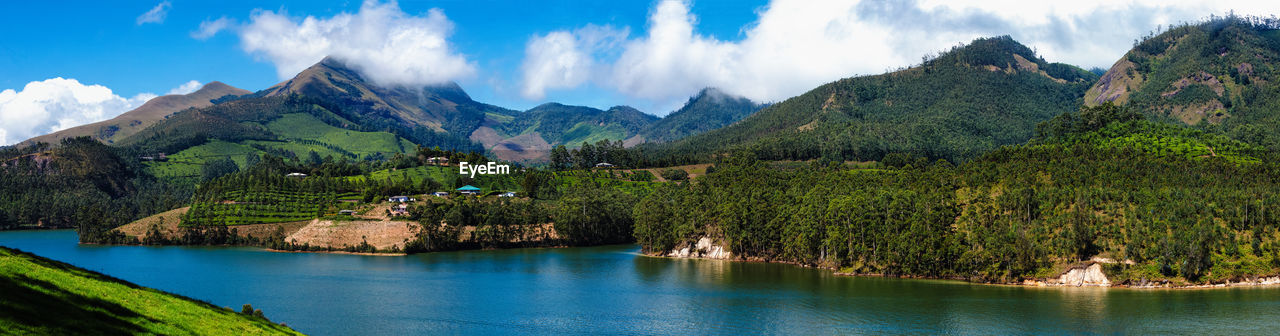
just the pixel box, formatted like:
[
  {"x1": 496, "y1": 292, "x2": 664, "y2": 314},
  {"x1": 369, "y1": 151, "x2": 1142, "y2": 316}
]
[{"x1": 5, "y1": 230, "x2": 1280, "y2": 335}]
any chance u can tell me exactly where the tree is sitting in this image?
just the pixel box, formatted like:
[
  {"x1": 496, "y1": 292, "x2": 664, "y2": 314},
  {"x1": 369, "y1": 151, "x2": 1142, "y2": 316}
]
[
  {"x1": 245, "y1": 153, "x2": 262, "y2": 168},
  {"x1": 202, "y1": 158, "x2": 240, "y2": 182},
  {"x1": 660, "y1": 169, "x2": 688, "y2": 181},
  {"x1": 550, "y1": 145, "x2": 571, "y2": 170},
  {"x1": 520, "y1": 170, "x2": 553, "y2": 199}
]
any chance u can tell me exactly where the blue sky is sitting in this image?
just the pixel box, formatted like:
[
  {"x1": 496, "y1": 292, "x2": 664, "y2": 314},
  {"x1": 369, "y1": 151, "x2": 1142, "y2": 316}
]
[
  {"x1": 1, "y1": 0, "x2": 1276, "y2": 145},
  {"x1": 0, "y1": 1, "x2": 766, "y2": 113}
]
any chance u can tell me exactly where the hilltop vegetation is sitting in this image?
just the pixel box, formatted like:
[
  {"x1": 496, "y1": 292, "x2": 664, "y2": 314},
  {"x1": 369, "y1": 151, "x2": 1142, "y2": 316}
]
[
  {"x1": 0, "y1": 247, "x2": 298, "y2": 335},
  {"x1": 1088, "y1": 15, "x2": 1280, "y2": 148},
  {"x1": 650, "y1": 36, "x2": 1097, "y2": 164}
]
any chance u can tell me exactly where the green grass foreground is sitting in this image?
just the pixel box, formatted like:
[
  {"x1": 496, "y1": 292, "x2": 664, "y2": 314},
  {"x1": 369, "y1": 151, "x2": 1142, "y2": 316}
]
[{"x1": 0, "y1": 247, "x2": 301, "y2": 335}]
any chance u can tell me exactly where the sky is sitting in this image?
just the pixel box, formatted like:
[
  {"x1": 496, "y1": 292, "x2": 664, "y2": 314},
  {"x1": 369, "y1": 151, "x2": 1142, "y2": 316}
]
[{"x1": 0, "y1": 0, "x2": 1277, "y2": 146}]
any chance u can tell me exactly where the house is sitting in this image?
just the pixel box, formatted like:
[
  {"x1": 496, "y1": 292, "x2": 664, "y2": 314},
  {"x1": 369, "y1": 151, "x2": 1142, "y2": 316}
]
[
  {"x1": 431, "y1": 191, "x2": 450, "y2": 197},
  {"x1": 338, "y1": 210, "x2": 356, "y2": 215},
  {"x1": 594, "y1": 162, "x2": 615, "y2": 169},
  {"x1": 138, "y1": 153, "x2": 168, "y2": 162},
  {"x1": 388, "y1": 196, "x2": 415, "y2": 203},
  {"x1": 427, "y1": 156, "x2": 450, "y2": 165},
  {"x1": 390, "y1": 203, "x2": 409, "y2": 216},
  {"x1": 499, "y1": 192, "x2": 517, "y2": 198},
  {"x1": 456, "y1": 185, "x2": 481, "y2": 195},
  {"x1": 286, "y1": 172, "x2": 307, "y2": 178}
]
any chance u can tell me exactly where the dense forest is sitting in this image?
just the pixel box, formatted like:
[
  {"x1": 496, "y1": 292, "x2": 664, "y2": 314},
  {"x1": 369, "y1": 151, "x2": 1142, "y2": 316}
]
[
  {"x1": 634, "y1": 103, "x2": 1280, "y2": 284},
  {"x1": 0, "y1": 138, "x2": 191, "y2": 241}
]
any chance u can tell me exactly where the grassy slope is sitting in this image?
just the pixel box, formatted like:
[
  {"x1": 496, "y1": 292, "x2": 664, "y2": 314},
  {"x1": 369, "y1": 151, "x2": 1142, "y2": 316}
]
[
  {"x1": 144, "y1": 140, "x2": 259, "y2": 178},
  {"x1": 144, "y1": 113, "x2": 417, "y2": 180},
  {"x1": 0, "y1": 247, "x2": 299, "y2": 335},
  {"x1": 265, "y1": 113, "x2": 409, "y2": 156},
  {"x1": 557, "y1": 123, "x2": 628, "y2": 145}
]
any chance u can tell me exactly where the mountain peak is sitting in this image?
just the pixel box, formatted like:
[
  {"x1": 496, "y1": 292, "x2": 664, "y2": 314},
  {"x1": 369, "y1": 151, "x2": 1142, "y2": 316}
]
[
  {"x1": 196, "y1": 81, "x2": 236, "y2": 95},
  {"x1": 932, "y1": 35, "x2": 1039, "y2": 69}
]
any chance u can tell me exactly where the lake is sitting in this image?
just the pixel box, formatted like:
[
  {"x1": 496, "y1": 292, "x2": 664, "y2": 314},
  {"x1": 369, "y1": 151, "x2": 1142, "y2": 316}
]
[{"x1": 2, "y1": 230, "x2": 1279, "y2": 335}]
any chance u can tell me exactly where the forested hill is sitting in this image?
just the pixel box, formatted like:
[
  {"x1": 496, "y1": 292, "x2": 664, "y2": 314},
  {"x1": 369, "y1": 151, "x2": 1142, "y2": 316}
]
[
  {"x1": 500, "y1": 103, "x2": 657, "y2": 146},
  {"x1": 639, "y1": 88, "x2": 766, "y2": 143},
  {"x1": 1084, "y1": 15, "x2": 1280, "y2": 149},
  {"x1": 650, "y1": 36, "x2": 1098, "y2": 163},
  {"x1": 636, "y1": 103, "x2": 1280, "y2": 285}
]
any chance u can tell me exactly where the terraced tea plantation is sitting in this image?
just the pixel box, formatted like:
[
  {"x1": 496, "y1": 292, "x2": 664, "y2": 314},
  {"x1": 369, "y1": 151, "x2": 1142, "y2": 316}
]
[
  {"x1": 553, "y1": 170, "x2": 660, "y2": 196},
  {"x1": 182, "y1": 190, "x2": 358, "y2": 226}
]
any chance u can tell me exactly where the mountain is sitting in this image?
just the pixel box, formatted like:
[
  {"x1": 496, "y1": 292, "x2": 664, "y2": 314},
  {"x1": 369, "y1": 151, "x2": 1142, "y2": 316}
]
[
  {"x1": 471, "y1": 103, "x2": 658, "y2": 161},
  {"x1": 1084, "y1": 16, "x2": 1280, "y2": 148},
  {"x1": 653, "y1": 36, "x2": 1099, "y2": 162},
  {"x1": 638, "y1": 88, "x2": 766, "y2": 143},
  {"x1": 19, "y1": 82, "x2": 250, "y2": 146},
  {"x1": 258, "y1": 57, "x2": 518, "y2": 139},
  {"x1": 114, "y1": 94, "x2": 423, "y2": 181}
]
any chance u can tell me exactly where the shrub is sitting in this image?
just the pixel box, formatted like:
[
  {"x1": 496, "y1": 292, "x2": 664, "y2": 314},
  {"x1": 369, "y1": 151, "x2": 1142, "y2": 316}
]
[{"x1": 660, "y1": 169, "x2": 688, "y2": 181}]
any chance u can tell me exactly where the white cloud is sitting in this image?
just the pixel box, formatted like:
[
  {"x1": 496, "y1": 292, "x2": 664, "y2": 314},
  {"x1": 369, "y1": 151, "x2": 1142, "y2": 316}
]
[
  {"x1": 236, "y1": 0, "x2": 474, "y2": 87},
  {"x1": 519, "y1": 0, "x2": 1280, "y2": 113},
  {"x1": 520, "y1": 25, "x2": 628, "y2": 99},
  {"x1": 0, "y1": 79, "x2": 205, "y2": 145},
  {"x1": 136, "y1": 1, "x2": 172, "y2": 25},
  {"x1": 191, "y1": 16, "x2": 235, "y2": 40},
  {"x1": 167, "y1": 80, "x2": 202, "y2": 95},
  {"x1": 0, "y1": 79, "x2": 155, "y2": 145}
]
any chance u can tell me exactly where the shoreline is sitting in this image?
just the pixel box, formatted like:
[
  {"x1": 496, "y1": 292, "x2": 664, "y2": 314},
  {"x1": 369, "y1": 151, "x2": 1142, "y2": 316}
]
[
  {"x1": 644, "y1": 252, "x2": 1280, "y2": 290},
  {"x1": 264, "y1": 248, "x2": 407, "y2": 256}
]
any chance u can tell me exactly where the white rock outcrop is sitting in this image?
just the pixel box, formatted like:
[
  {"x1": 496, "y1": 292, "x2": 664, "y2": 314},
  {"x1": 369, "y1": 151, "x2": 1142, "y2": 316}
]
[
  {"x1": 666, "y1": 237, "x2": 731, "y2": 260},
  {"x1": 1056, "y1": 263, "x2": 1111, "y2": 287}
]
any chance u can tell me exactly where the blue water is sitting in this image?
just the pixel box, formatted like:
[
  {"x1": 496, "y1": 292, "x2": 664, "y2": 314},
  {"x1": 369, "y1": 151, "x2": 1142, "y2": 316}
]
[{"x1": 3, "y1": 230, "x2": 1279, "y2": 335}]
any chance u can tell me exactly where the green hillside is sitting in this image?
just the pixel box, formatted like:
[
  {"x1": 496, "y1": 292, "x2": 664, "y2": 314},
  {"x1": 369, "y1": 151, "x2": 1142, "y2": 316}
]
[
  {"x1": 499, "y1": 103, "x2": 657, "y2": 145},
  {"x1": 639, "y1": 88, "x2": 766, "y2": 143},
  {"x1": 0, "y1": 247, "x2": 298, "y2": 335},
  {"x1": 118, "y1": 95, "x2": 419, "y2": 180},
  {"x1": 652, "y1": 35, "x2": 1098, "y2": 163},
  {"x1": 1085, "y1": 15, "x2": 1280, "y2": 150}
]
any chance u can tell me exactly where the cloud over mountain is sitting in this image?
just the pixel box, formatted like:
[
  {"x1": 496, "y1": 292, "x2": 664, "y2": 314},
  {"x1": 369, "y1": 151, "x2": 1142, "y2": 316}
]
[
  {"x1": 0, "y1": 79, "x2": 154, "y2": 146},
  {"x1": 518, "y1": 0, "x2": 1280, "y2": 111},
  {"x1": 0, "y1": 79, "x2": 201, "y2": 146}
]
